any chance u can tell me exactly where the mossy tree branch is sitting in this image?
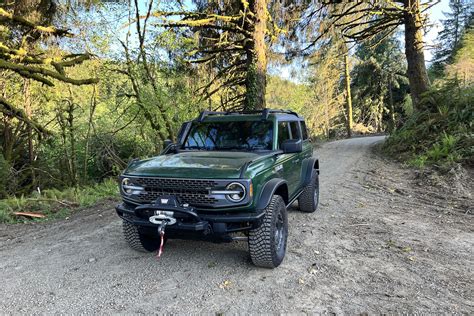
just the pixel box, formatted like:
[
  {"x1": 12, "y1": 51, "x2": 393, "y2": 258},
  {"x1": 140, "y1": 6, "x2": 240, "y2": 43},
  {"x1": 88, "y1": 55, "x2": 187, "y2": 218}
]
[
  {"x1": 0, "y1": 59, "x2": 99, "y2": 86},
  {"x1": 0, "y1": 96, "x2": 51, "y2": 135},
  {"x1": 0, "y1": 8, "x2": 72, "y2": 37},
  {"x1": 0, "y1": 6, "x2": 99, "y2": 135}
]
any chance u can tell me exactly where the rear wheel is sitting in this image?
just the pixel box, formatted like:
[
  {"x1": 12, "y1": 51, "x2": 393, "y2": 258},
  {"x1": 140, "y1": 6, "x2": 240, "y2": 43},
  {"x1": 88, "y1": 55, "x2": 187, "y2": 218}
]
[
  {"x1": 298, "y1": 172, "x2": 319, "y2": 213},
  {"x1": 122, "y1": 219, "x2": 160, "y2": 252},
  {"x1": 248, "y1": 195, "x2": 288, "y2": 268}
]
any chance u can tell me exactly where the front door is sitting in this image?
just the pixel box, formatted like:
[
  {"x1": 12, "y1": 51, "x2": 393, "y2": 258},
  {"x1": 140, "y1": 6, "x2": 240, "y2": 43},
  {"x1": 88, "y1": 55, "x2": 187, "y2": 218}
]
[
  {"x1": 276, "y1": 121, "x2": 302, "y2": 198},
  {"x1": 288, "y1": 121, "x2": 303, "y2": 196}
]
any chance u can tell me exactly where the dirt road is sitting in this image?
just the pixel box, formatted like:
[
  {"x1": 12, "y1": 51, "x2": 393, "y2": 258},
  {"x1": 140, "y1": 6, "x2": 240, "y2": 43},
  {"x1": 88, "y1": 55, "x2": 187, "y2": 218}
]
[{"x1": 1, "y1": 136, "x2": 472, "y2": 314}]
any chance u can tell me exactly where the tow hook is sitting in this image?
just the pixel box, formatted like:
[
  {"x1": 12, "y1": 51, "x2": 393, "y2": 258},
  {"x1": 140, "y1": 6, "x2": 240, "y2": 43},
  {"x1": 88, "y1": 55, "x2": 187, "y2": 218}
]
[
  {"x1": 149, "y1": 211, "x2": 177, "y2": 259},
  {"x1": 149, "y1": 211, "x2": 177, "y2": 226}
]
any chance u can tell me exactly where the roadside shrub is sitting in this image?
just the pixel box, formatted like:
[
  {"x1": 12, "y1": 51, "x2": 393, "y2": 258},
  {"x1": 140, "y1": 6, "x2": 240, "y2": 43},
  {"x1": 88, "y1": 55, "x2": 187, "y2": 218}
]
[
  {"x1": 0, "y1": 178, "x2": 119, "y2": 223},
  {"x1": 35, "y1": 130, "x2": 156, "y2": 190},
  {"x1": 86, "y1": 132, "x2": 155, "y2": 182},
  {"x1": 384, "y1": 80, "x2": 473, "y2": 168},
  {"x1": 352, "y1": 123, "x2": 375, "y2": 135}
]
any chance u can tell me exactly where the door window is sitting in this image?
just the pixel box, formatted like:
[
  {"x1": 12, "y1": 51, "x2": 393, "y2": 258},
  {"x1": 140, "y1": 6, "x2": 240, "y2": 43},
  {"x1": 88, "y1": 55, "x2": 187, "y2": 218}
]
[
  {"x1": 278, "y1": 122, "x2": 291, "y2": 149},
  {"x1": 289, "y1": 122, "x2": 300, "y2": 140},
  {"x1": 300, "y1": 121, "x2": 309, "y2": 140}
]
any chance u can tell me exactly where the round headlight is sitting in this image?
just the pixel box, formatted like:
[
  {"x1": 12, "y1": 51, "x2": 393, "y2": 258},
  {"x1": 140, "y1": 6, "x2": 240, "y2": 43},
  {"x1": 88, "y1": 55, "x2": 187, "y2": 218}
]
[
  {"x1": 121, "y1": 177, "x2": 144, "y2": 195},
  {"x1": 225, "y1": 182, "x2": 246, "y2": 202},
  {"x1": 121, "y1": 178, "x2": 132, "y2": 195}
]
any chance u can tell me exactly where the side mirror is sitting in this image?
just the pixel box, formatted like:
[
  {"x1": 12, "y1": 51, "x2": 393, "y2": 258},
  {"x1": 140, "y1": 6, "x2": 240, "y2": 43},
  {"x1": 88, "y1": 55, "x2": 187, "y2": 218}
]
[
  {"x1": 163, "y1": 139, "x2": 173, "y2": 151},
  {"x1": 281, "y1": 139, "x2": 302, "y2": 154}
]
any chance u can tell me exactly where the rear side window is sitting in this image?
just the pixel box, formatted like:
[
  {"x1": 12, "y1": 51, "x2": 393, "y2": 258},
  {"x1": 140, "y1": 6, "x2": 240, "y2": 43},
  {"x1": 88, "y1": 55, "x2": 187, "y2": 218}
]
[
  {"x1": 278, "y1": 122, "x2": 291, "y2": 149},
  {"x1": 301, "y1": 121, "x2": 309, "y2": 140},
  {"x1": 289, "y1": 122, "x2": 300, "y2": 140}
]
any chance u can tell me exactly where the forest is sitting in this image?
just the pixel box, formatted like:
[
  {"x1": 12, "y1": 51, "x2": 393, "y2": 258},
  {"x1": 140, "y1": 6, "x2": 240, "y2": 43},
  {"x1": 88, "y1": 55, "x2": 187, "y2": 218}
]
[{"x1": 0, "y1": 0, "x2": 473, "y2": 222}]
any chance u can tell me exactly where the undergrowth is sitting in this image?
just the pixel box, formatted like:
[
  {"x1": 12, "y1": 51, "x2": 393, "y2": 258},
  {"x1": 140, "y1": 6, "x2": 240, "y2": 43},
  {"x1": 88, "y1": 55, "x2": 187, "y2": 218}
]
[
  {"x1": 0, "y1": 178, "x2": 119, "y2": 223},
  {"x1": 384, "y1": 81, "x2": 473, "y2": 169}
]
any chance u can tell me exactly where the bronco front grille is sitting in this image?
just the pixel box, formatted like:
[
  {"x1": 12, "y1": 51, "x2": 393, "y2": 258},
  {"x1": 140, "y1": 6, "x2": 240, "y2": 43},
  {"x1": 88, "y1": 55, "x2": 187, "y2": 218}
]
[{"x1": 133, "y1": 177, "x2": 219, "y2": 206}]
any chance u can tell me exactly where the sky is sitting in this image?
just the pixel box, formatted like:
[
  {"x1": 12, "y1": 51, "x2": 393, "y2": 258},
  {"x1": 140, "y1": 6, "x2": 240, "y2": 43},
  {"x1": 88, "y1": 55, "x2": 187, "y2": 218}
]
[{"x1": 425, "y1": 0, "x2": 451, "y2": 62}]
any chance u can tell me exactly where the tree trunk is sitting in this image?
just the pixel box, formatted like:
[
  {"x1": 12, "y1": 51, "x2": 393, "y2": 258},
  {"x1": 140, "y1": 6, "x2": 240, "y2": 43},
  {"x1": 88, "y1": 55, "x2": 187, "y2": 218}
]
[
  {"x1": 388, "y1": 80, "x2": 396, "y2": 132},
  {"x1": 245, "y1": 0, "x2": 267, "y2": 110},
  {"x1": 67, "y1": 98, "x2": 77, "y2": 186},
  {"x1": 23, "y1": 79, "x2": 36, "y2": 188},
  {"x1": 453, "y1": 0, "x2": 460, "y2": 48},
  {"x1": 1, "y1": 80, "x2": 13, "y2": 162},
  {"x1": 83, "y1": 84, "x2": 97, "y2": 181},
  {"x1": 344, "y1": 54, "x2": 353, "y2": 138},
  {"x1": 131, "y1": 0, "x2": 175, "y2": 141},
  {"x1": 2, "y1": 116, "x2": 13, "y2": 162},
  {"x1": 404, "y1": 0, "x2": 430, "y2": 107},
  {"x1": 324, "y1": 101, "x2": 330, "y2": 139},
  {"x1": 376, "y1": 97, "x2": 384, "y2": 133}
]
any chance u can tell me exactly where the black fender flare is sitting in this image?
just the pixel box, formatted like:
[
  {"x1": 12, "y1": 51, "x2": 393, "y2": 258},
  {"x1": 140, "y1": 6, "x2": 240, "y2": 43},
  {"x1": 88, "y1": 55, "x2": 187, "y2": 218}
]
[
  {"x1": 256, "y1": 178, "x2": 288, "y2": 210},
  {"x1": 301, "y1": 157, "x2": 320, "y2": 187}
]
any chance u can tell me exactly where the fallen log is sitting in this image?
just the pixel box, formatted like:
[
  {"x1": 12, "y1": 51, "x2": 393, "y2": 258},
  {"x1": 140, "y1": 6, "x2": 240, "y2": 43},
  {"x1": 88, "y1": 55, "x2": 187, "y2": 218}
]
[{"x1": 13, "y1": 212, "x2": 46, "y2": 219}]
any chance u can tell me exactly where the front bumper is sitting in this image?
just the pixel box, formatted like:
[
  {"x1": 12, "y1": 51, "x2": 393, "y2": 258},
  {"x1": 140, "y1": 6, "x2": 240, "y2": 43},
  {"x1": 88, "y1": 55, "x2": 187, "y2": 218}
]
[{"x1": 116, "y1": 200, "x2": 264, "y2": 241}]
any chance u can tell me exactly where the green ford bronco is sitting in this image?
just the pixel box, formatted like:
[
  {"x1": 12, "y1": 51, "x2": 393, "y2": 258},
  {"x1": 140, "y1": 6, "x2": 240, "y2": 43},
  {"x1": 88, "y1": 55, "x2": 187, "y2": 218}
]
[{"x1": 116, "y1": 109, "x2": 319, "y2": 268}]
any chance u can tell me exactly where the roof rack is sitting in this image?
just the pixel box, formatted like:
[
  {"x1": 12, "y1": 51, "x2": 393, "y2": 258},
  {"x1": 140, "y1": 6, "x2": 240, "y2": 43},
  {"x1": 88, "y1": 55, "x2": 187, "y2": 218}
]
[
  {"x1": 197, "y1": 111, "x2": 227, "y2": 122},
  {"x1": 259, "y1": 109, "x2": 299, "y2": 120},
  {"x1": 196, "y1": 109, "x2": 299, "y2": 122}
]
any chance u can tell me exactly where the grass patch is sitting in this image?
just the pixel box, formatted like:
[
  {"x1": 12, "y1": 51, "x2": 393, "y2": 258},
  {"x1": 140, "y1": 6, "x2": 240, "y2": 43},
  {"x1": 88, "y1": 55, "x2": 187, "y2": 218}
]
[{"x1": 0, "y1": 178, "x2": 119, "y2": 224}]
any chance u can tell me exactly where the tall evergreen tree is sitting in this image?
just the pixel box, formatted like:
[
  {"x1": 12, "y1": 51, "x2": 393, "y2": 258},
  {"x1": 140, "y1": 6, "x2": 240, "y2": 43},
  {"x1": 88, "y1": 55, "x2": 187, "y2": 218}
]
[
  {"x1": 431, "y1": 0, "x2": 473, "y2": 76},
  {"x1": 351, "y1": 35, "x2": 409, "y2": 132},
  {"x1": 149, "y1": 1, "x2": 269, "y2": 110}
]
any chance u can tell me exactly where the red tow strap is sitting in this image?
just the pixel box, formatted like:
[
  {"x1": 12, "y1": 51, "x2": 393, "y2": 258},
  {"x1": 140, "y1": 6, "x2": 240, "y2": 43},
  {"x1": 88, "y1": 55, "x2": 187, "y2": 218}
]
[{"x1": 156, "y1": 231, "x2": 165, "y2": 258}]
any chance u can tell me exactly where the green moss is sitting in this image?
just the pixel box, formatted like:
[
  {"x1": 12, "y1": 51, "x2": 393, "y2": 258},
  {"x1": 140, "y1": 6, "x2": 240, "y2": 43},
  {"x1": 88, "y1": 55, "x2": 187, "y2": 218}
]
[{"x1": 245, "y1": 62, "x2": 258, "y2": 110}]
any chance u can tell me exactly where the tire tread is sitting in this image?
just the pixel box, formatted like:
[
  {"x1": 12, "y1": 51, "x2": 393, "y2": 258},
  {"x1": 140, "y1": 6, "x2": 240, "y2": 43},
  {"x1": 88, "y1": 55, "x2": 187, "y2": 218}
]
[
  {"x1": 249, "y1": 195, "x2": 287, "y2": 268},
  {"x1": 122, "y1": 219, "x2": 157, "y2": 252},
  {"x1": 298, "y1": 172, "x2": 319, "y2": 213}
]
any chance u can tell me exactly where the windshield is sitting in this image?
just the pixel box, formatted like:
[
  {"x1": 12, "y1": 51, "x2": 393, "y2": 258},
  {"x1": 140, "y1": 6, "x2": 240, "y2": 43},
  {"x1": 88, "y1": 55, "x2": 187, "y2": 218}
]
[{"x1": 182, "y1": 120, "x2": 274, "y2": 151}]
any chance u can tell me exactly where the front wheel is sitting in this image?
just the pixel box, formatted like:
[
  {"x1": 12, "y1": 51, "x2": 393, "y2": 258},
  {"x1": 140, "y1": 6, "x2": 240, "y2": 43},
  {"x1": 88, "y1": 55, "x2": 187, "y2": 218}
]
[
  {"x1": 122, "y1": 219, "x2": 160, "y2": 252},
  {"x1": 248, "y1": 195, "x2": 288, "y2": 268}
]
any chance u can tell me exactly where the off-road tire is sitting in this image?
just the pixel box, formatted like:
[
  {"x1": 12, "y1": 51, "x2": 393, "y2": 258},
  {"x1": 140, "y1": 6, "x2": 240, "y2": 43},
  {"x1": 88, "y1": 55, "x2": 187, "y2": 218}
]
[
  {"x1": 248, "y1": 195, "x2": 288, "y2": 268},
  {"x1": 122, "y1": 219, "x2": 160, "y2": 252},
  {"x1": 298, "y1": 172, "x2": 319, "y2": 213}
]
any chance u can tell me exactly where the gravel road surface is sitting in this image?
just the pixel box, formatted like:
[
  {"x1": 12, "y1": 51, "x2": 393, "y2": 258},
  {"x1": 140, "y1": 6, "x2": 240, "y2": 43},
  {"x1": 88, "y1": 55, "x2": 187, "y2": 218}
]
[{"x1": 1, "y1": 136, "x2": 472, "y2": 314}]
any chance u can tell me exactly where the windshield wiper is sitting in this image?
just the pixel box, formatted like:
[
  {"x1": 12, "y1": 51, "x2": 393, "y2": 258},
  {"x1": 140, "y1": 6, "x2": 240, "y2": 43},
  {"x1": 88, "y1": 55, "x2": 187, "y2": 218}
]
[{"x1": 215, "y1": 146, "x2": 251, "y2": 151}]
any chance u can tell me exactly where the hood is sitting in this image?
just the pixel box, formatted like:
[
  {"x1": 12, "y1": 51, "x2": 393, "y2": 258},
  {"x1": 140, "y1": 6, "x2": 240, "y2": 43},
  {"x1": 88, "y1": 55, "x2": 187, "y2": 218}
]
[{"x1": 124, "y1": 151, "x2": 263, "y2": 179}]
